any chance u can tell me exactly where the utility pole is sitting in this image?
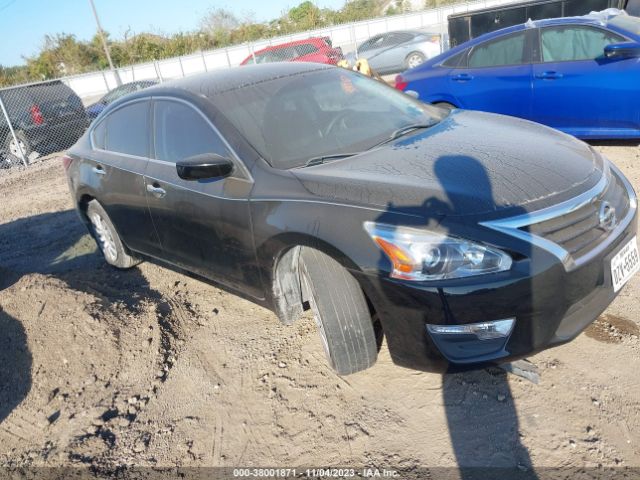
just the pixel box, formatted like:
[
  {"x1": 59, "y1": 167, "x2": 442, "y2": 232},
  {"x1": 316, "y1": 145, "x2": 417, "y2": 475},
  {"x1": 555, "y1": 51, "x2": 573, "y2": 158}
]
[{"x1": 89, "y1": 0, "x2": 122, "y2": 86}]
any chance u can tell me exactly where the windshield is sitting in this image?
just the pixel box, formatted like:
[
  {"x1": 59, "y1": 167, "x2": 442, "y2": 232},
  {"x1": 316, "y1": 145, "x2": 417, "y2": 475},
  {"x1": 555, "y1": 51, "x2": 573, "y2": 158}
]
[
  {"x1": 213, "y1": 68, "x2": 446, "y2": 169},
  {"x1": 610, "y1": 14, "x2": 640, "y2": 35}
]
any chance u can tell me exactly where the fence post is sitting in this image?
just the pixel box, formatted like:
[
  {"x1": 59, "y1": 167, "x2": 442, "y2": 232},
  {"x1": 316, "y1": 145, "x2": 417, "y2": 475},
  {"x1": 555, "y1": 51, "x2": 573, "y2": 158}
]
[
  {"x1": 178, "y1": 56, "x2": 186, "y2": 77},
  {"x1": 154, "y1": 60, "x2": 164, "y2": 83},
  {"x1": 250, "y1": 44, "x2": 257, "y2": 63},
  {"x1": 225, "y1": 48, "x2": 232, "y2": 67},
  {"x1": 201, "y1": 51, "x2": 208, "y2": 72},
  {"x1": 351, "y1": 24, "x2": 358, "y2": 59},
  {"x1": 0, "y1": 95, "x2": 27, "y2": 167},
  {"x1": 101, "y1": 71, "x2": 110, "y2": 92}
]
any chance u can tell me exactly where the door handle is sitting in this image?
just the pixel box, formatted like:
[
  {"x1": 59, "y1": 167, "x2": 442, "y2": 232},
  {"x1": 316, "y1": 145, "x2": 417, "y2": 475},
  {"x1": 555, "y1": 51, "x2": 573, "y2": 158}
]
[
  {"x1": 92, "y1": 165, "x2": 106, "y2": 175},
  {"x1": 451, "y1": 73, "x2": 474, "y2": 82},
  {"x1": 146, "y1": 183, "x2": 167, "y2": 199},
  {"x1": 535, "y1": 71, "x2": 563, "y2": 80}
]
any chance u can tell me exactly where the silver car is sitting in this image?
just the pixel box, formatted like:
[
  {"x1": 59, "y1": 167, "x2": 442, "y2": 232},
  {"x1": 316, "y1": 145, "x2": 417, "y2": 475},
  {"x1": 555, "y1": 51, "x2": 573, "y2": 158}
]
[{"x1": 346, "y1": 30, "x2": 442, "y2": 74}]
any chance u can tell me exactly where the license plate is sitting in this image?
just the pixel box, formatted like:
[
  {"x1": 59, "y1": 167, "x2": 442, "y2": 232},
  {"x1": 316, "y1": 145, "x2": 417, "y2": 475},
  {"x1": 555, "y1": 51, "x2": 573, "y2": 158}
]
[{"x1": 611, "y1": 236, "x2": 640, "y2": 293}]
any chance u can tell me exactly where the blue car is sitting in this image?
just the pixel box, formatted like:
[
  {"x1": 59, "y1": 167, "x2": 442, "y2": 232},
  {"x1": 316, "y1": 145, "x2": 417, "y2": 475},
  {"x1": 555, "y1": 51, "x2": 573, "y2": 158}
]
[{"x1": 395, "y1": 10, "x2": 640, "y2": 140}]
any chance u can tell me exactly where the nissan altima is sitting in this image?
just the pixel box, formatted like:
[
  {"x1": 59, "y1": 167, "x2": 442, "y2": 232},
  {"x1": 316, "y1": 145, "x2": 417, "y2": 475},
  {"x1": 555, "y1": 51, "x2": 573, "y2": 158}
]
[{"x1": 64, "y1": 63, "x2": 639, "y2": 375}]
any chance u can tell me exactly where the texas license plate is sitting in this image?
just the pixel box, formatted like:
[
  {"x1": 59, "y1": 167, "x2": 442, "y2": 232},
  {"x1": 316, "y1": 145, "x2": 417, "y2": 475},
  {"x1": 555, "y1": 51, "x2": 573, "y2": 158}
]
[{"x1": 611, "y1": 236, "x2": 640, "y2": 293}]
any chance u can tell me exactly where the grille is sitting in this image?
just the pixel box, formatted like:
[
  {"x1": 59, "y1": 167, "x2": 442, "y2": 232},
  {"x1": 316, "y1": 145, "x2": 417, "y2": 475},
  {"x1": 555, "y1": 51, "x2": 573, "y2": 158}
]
[{"x1": 523, "y1": 172, "x2": 630, "y2": 261}]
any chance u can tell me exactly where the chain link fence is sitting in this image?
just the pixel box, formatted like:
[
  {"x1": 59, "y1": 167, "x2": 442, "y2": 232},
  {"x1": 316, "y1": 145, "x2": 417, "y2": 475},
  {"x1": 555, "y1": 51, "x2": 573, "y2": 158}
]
[{"x1": 0, "y1": 0, "x2": 514, "y2": 169}]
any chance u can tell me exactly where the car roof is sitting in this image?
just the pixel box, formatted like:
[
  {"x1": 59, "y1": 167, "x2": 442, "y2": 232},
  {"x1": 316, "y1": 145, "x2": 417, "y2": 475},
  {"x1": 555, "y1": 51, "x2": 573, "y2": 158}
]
[{"x1": 116, "y1": 63, "x2": 333, "y2": 103}]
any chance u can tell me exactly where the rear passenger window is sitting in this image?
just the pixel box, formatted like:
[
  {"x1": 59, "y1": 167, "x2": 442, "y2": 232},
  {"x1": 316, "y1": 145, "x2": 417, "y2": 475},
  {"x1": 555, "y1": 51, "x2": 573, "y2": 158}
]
[
  {"x1": 153, "y1": 100, "x2": 230, "y2": 163},
  {"x1": 103, "y1": 101, "x2": 149, "y2": 157},
  {"x1": 469, "y1": 32, "x2": 526, "y2": 68}
]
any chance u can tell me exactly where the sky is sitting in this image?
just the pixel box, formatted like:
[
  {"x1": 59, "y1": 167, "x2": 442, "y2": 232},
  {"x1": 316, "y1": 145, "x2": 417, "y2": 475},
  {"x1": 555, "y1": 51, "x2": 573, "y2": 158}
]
[{"x1": 0, "y1": 0, "x2": 346, "y2": 66}]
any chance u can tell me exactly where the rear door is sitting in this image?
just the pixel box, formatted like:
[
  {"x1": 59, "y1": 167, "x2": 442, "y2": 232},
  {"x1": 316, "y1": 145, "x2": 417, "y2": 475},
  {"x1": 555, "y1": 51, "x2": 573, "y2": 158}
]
[
  {"x1": 144, "y1": 98, "x2": 261, "y2": 296},
  {"x1": 86, "y1": 99, "x2": 161, "y2": 256},
  {"x1": 447, "y1": 29, "x2": 534, "y2": 119},
  {"x1": 531, "y1": 24, "x2": 638, "y2": 136}
]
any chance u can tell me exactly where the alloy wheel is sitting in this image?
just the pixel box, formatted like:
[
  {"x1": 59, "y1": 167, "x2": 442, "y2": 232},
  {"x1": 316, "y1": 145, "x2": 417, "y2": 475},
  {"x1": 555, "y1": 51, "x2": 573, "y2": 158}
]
[{"x1": 89, "y1": 212, "x2": 118, "y2": 263}]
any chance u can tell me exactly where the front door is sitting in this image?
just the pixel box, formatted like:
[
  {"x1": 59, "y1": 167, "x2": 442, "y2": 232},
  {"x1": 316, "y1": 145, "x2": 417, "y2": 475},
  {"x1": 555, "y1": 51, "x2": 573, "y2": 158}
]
[
  {"x1": 448, "y1": 29, "x2": 533, "y2": 119},
  {"x1": 531, "y1": 24, "x2": 639, "y2": 137},
  {"x1": 144, "y1": 98, "x2": 262, "y2": 298}
]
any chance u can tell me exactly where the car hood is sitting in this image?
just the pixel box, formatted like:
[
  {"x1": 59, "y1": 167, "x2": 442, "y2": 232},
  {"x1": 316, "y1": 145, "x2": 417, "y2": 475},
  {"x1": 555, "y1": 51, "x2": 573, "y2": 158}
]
[{"x1": 292, "y1": 110, "x2": 604, "y2": 218}]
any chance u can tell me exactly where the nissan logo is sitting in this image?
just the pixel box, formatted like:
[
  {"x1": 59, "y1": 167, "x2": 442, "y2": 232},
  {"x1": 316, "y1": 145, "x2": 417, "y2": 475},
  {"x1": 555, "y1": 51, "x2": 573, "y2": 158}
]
[{"x1": 598, "y1": 201, "x2": 617, "y2": 232}]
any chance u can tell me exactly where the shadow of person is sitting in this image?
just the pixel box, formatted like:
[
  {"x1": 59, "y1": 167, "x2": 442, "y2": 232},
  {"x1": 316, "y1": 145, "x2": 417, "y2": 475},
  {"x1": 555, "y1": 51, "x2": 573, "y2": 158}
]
[
  {"x1": 0, "y1": 209, "x2": 170, "y2": 423},
  {"x1": 373, "y1": 155, "x2": 537, "y2": 479},
  {"x1": 0, "y1": 305, "x2": 31, "y2": 424}
]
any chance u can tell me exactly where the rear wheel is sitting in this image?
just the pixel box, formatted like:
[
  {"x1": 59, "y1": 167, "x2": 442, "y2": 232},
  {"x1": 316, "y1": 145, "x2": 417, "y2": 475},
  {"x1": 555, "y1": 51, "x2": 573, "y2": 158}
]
[
  {"x1": 86, "y1": 200, "x2": 139, "y2": 269},
  {"x1": 4, "y1": 131, "x2": 31, "y2": 164},
  {"x1": 405, "y1": 51, "x2": 426, "y2": 70},
  {"x1": 299, "y1": 247, "x2": 378, "y2": 375}
]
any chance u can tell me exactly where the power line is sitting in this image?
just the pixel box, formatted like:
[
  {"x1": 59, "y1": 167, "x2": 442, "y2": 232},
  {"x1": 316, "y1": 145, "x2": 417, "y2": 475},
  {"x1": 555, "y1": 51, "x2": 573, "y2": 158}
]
[{"x1": 0, "y1": 0, "x2": 18, "y2": 14}]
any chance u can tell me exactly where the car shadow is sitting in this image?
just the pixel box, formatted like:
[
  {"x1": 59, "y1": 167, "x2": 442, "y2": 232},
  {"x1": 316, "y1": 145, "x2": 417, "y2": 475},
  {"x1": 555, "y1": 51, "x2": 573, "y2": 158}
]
[
  {"x1": 372, "y1": 155, "x2": 538, "y2": 478},
  {"x1": 0, "y1": 209, "x2": 170, "y2": 424}
]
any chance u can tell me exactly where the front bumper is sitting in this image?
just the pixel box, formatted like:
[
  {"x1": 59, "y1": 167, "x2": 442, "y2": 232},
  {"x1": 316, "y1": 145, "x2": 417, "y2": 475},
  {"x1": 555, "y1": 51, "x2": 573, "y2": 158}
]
[{"x1": 355, "y1": 185, "x2": 638, "y2": 373}]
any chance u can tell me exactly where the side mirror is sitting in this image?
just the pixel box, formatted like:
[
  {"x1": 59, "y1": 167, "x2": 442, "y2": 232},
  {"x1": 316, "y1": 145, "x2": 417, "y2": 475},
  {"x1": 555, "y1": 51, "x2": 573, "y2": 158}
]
[
  {"x1": 604, "y1": 42, "x2": 640, "y2": 59},
  {"x1": 176, "y1": 153, "x2": 234, "y2": 181}
]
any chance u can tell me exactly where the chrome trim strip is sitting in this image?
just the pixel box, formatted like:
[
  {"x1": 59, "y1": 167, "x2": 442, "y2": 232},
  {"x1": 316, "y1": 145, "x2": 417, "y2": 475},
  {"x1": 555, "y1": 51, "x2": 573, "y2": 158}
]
[{"x1": 480, "y1": 162, "x2": 637, "y2": 270}]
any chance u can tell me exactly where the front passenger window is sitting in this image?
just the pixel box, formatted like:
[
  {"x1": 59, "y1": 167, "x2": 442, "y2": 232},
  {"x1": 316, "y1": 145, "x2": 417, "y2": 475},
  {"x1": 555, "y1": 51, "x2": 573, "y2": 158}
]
[
  {"x1": 468, "y1": 32, "x2": 526, "y2": 68},
  {"x1": 153, "y1": 100, "x2": 230, "y2": 163},
  {"x1": 540, "y1": 26, "x2": 623, "y2": 62}
]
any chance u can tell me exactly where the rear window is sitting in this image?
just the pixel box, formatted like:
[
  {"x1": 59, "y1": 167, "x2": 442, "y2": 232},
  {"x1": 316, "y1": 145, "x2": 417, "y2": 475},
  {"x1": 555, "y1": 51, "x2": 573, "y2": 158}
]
[
  {"x1": 99, "y1": 100, "x2": 149, "y2": 157},
  {"x1": 610, "y1": 14, "x2": 640, "y2": 35}
]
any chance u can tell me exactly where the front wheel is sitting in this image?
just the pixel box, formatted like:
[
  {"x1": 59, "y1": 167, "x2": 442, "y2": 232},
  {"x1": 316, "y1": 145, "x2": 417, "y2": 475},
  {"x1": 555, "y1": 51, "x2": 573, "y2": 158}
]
[
  {"x1": 299, "y1": 247, "x2": 378, "y2": 375},
  {"x1": 86, "y1": 200, "x2": 139, "y2": 269}
]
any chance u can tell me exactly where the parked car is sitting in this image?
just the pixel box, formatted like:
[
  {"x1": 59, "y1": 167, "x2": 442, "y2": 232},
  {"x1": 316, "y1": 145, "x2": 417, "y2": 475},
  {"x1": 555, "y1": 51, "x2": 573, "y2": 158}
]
[
  {"x1": 65, "y1": 63, "x2": 638, "y2": 375},
  {"x1": 85, "y1": 80, "x2": 158, "y2": 121},
  {"x1": 240, "y1": 37, "x2": 343, "y2": 66},
  {"x1": 396, "y1": 9, "x2": 640, "y2": 140},
  {"x1": 447, "y1": 0, "x2": 628, "y2": 47},
  {"x1": 1, "y1": 80, "x2": 88, "y2": 165},
  {"x1": 346, "y1": 30, "x2": 442, "y2": 74}
]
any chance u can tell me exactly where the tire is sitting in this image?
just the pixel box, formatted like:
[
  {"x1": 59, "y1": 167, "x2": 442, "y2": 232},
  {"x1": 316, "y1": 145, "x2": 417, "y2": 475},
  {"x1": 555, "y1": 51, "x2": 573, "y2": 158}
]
[
  {"x1": 86, "y1": 200, "x2": 139, "y2": 269},
  {"x1": 4, "y1": 131, "x2": 32, "y2": 164},
  {"x1": 405, "y1": 51, "x2": 426, "y2": 70},
  {"x1": 433, "y1": 102, "x2": 456, "y2": 112},
  {"x1": 299, "y1": 247, "x2": 378, "y2": 375}
]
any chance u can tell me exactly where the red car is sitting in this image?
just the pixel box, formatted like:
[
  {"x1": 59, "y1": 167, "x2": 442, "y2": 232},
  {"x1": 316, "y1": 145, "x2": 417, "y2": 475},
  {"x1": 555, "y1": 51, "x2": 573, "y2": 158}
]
[{"x1": 241, "y1": 37, "x2": 343, "y2": 66}]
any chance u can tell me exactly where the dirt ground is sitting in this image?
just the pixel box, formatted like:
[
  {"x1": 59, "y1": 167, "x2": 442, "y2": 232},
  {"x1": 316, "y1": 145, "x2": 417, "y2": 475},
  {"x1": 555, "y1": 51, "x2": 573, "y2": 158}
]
[{"x1": 0, "y1": 144, "x2": 639, "y2": 478}]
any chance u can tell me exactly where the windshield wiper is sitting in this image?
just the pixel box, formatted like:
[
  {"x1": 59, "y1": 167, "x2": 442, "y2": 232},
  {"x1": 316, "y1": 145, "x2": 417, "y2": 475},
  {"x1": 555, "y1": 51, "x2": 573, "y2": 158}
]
[
  {"x1": 299, "y1": 153, "x2": 360, "y2": 168},
  {"x1": 371, "y1": 123, "x2": 435, "y2": 149}
]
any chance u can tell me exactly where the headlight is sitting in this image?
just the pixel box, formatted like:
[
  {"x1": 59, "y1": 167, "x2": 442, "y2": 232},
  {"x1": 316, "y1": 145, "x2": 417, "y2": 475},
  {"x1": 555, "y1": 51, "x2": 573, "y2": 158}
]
[{"x1": 364, "y1": 222, "x2": 512, "y2": 281}]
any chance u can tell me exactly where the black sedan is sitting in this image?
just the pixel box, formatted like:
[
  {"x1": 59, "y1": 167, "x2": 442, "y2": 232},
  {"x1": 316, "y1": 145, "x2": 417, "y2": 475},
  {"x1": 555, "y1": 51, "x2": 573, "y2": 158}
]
[{"x1": 64, "y1": 63, "x2": 638, "y2": 375}]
